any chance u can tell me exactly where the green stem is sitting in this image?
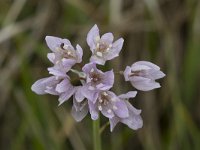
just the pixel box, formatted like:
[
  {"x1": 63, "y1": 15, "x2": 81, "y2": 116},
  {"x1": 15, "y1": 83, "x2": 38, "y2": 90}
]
[{"x1": 93, "y1": 118, "x2": 102, "y2": 150}]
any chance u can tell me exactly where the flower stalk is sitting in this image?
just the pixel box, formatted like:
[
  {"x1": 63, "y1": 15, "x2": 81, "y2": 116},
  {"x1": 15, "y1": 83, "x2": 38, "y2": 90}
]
[{"x1": 93, "y1": 118, "x2": 102, "y2": 150}]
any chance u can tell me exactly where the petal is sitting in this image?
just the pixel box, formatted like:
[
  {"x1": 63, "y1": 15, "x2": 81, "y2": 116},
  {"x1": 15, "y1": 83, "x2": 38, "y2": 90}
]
[
  {"x1": 104, "y1": 38, "x2": 124, "y2": 60},
  {"x1": 55, "y1": 78, "x2": 72, "y2": 93},
  {"x1": 75, "y1": 86, "x2": 85, "y2": 102},
  {"x1": 118, "y1": 91, "x2": 137, "y2": 99},
  {"x1": 58, "y1": 87, "x2": 75, "y2": 105},
  {"x1": 81, "y1": 85, "x2": 99, "y2": 102},
  {"x1": 101, "y1": 103, "x2": 115, "y2": 118},
  {"x1": 101, "y1": 32, "x2": 114, "y2": 44},
  {"x1": 130, "y1": 76, "x2": 161, "y2": 91},
  {"x1": 90, "y1": 55, "x2": 106, "y2": 65},
  {"x1": 131, "y1": 64, "x2": 151, "y2": 72},
  {"x1": 31, "y1": 76, "x2": 58, "y2": 95},
  {"x1": 48, "y1": 66, "x2": 67, "y2": 78},
  {"x1": 45, "y1": 88, "x2": 58, "y2": 95},
  {"x1": 45, "y1": 36, "x2": 71, "y2": 52},
  {"x1": 121, "y1": 102, "x2": 143, "y2": 130},
  {"x1": 87, "y1": 24, "x2": 100, "y2": 51},
  {"x1": 133, "y1": 61, "x2": 160, "y2": 70},
  {"x1": 71, "y1": 98, "x2": 88, "y2": 122},
  {"x1": 61, "y1": 58, "x2": 76, "y2": 70},
  {"x1": 101, "y1": 69, "x2": 114, "y2": 90},
  {"x1": 88, "y1": 100, "x2": 99, "y2": 120},
  {"x1": 109, "y1": 117, "x2": 120, "y2": 132},
  {"x1": 113, "y1": 100, "x2": 129, "y2": 118},
  {"x1": 145, "y1": 69, "x2": 165, "y2": 80},
  {"x1": 47, "y1": 53, "x2": 55, "y2": 63},
  {"x1": 76, "y1": 44, "x2": 83, "y2": 63},
  {"x1": 123, "y1": 66, "x2": 131, "y2": 81}
]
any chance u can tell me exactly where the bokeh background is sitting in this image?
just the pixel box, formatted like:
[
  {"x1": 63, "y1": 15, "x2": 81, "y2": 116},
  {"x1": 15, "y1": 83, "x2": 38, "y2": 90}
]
[{"x1": 0, "y1": 0, "x2": 200, "y2": 150}]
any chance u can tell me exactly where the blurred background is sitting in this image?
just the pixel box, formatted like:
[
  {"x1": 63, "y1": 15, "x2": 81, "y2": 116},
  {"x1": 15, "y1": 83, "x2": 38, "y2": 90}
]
[{"x1": 0, "y1": 0, "x2": 200, "y2": 150}]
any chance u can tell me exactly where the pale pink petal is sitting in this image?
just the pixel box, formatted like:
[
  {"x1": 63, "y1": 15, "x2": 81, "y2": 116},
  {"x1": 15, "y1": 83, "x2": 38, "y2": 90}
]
[
  {"x1": 55, "y1": 78, "x2": 72, "y2": 93},
  {"x1": 130, "y1": 76, "x2": 161, "y2": 91},
  {"x1": 88, "y1": 100, "x2": 99, "y2": 120},
  {"x1": 58, "y1": 88, "x2": 75, "y2": 105},
  {"x1": 47, "y1": 53, "x2": 55, "y2": 63},
  {"x1": 123, "y1": 66, "x2": 131, "y2": 81},
  {"x1": 76, "y1": 44, "x2": 83, "y2": 63},
  {"x1": 90, "y1": 55, "x2": 106, "y2": 65},
  {"x1": 71, "y1": 98, "x2": 88, "y2": 122},
  {"x1": 75, "y1": 86, "x2": 85, "y2": 102},
  {"x1": 31, "y1": 76, "x2": 58, "y2": 95},
  {"x1": 45, "y1": 36, "x2": 71, "y2": 52},
  {"x1": 101, "y1": 32, "x2": 114, "y2": 44},
  {"x1": 113, "y1": 100, "x2": 129, "y2": 118},
  {"x1": 121, "y1": 102, "x2": 143, "y2": 130},
  {"x1": 87, "y1": 24, "x2": 99, "y2": 51},
  {"x1": 118, "y1": 91, "x2": 137, "y2": 99},
  {"x1": 109, "y1": 117, "x2": 120, "y2": 132},
  {"x1": 104, "y1": 38, "x2": 124, "y2": 60},
  {"x1": 133, "y1": 61, "x2": 160, "y2": 70}
]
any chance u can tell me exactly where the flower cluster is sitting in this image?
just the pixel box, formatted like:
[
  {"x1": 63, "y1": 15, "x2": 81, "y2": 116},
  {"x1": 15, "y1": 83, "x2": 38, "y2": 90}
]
[{"x1": 31, "y1": 24, "x2": 165, "y2": 131}]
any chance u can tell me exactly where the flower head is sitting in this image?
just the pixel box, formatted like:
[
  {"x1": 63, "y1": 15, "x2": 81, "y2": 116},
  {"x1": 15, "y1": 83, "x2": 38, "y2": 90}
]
[
  {"x1": 31, "y1": 76, "x2": 60, "y2": 95},
  {"x1": 109, "y1": 91, "x2": 143, "y2": 131},
  {"x1": 124, "y1": 61, "x2": 165, "y2": 91},
  {"x1": 31, "y1": 25, "x2": 165, "y2": 132},
  {"x1": 81, "y1": 62, "x2": 114, "y2": 102},
  {"x1": 88, "y1": 91, "x2": 130, "y2": 120},
  {"x1": 46, "y1": 36, "x2": 83, "y2": 71},
  {"x1": 32, "y1": 64, "x2": 85, "y2": 106},
  {"x1": 87, "y1": 25, "x2": 124, "y2": 65}
]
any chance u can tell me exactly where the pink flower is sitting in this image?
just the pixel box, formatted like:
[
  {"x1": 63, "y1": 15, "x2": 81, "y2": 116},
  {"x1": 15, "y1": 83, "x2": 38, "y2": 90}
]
[
  {"x1": 124, "y1": 61, "x2": 165, "y2": 91},
  {"x1": 109, "y1": 91, "x2": 143, "y2": 131},
  {"x1": 87, "y1": 25, "x2": 124, "y2": 65},
  {"x1": 81, "y1": 62, "x2": 114, "y2": 103},
  {"x1": 45, "y1": 36, "x2": 83, "y2": 71}
]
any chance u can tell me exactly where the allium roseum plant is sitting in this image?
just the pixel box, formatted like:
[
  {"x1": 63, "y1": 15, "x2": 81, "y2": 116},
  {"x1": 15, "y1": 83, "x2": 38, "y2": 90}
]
[{"x1": 31, "y1": 24, "x2": 165, "y2": 150}]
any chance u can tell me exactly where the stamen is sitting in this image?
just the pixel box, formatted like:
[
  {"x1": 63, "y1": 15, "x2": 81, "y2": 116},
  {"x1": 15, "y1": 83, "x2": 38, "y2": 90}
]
[
  {"x1": 98, "y1": 106, "x2": 102, "y2": 111},
  {"x1": 55, "y1": 61, "x2": 60, "y2": 64},
  {"x1": 95, "y1": 36, "x2": 100, "y2": 42},
  {"x1": 67, "y1": 51, "x2": 71, "y2": 55},
  {"x1": 56, "y1": 47, "x2": 61, "y2": 51},
  {"x1": 63, "y1": 44, "x2": 69, "y2": 50},
  {"x1": 99, "y1": 98, "x2": 103, "y2": 103},
  {"x1": 96, "y1": 43, "x2": 100, "y2": 49},
  {"x1": 90, "y1": 68, "x2": 94, "y2": 72},
  {"x1": 113, "y1": 105, "x2": 118, "y2": 110},
  {"x1": 107, "y1": 109, "x2": 112, "y2": 113},
  {"x1": 96, "y1": 52, "x2": 103, "y2": 57},
  {"x1": 103, "y1": 101, "x2": 108, "y2": 105},
  {"x1": 102, "y1": 92, "x2": 108, "y2": 96}
]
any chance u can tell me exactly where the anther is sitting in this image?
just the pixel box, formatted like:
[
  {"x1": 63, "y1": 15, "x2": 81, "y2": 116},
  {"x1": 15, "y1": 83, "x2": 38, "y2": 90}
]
[
  {"x1": 98, "y1": 106, "x2": 102, "y2": 111},
  {"x1": 113, "y1": 105, "x2": 118, "y2": 110},
  {"x1": 96, "y1": 52, "x2": 103, "y2": 57},
  {"x1": 107, "y1": 109, "x2": 112, "y2": 113}
]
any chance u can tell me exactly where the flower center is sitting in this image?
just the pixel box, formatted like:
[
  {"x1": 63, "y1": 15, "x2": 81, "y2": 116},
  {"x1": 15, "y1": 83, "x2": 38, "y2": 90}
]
[
  {"x1": 97, "y1": 92, "x2": 118, "y2": 113},
  {"x1": 58, "y1": 43, "x2": 76, "y2": 59},
  {"x1": 95, "y1": 41, "x2": 112, "y2": 57},
  {"x1": 129, "y1": 70, "x2": 146, "y2": 77},
  {"x1": 97, "y1": 92, "x2": 110, "y2": 110},
  {"x1": 89, "y1": 69, "x2": 102, "y2": 85}
]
